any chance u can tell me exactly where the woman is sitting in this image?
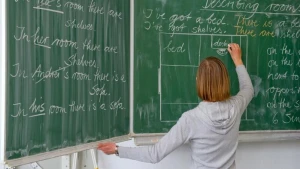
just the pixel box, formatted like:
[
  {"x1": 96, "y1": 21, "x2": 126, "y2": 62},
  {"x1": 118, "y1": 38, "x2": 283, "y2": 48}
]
[{"x1": 98, "y1": 43, "x2": 254, "y2": 169}]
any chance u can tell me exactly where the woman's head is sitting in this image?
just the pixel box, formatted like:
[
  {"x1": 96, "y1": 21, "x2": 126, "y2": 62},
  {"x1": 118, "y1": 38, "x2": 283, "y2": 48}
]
[{"x1": 196, "y1": 56, "x2": 230, "y2": 102}]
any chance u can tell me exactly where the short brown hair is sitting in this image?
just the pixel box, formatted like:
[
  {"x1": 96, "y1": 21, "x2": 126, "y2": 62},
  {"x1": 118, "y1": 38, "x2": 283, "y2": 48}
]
[{"x1": 196, "y1": 56, "x2": 230, "y2": 102}]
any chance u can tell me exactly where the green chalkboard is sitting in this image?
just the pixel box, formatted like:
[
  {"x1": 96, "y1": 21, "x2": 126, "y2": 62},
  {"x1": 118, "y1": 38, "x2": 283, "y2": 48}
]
[
  {"x1": 6, "y1": 0, "x2": 130, "y2": 160},
  {"x1": 134, "y1": 0, "x2": 300, "y2": 133}
]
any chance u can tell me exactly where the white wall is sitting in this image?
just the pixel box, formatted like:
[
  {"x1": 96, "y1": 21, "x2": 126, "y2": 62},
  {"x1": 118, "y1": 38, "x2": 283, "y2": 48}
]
[
  {"x1": 237, "y1": 141, "x2": 300, "y2": 169},
  {"x1": 17, "y1": 159, "x2": 61, "y2": 169}
]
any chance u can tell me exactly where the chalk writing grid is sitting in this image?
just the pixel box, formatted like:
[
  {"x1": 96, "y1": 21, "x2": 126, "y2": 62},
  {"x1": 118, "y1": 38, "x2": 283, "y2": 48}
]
[{"x1": 158, "y1": 33, "x2": 250, "y2": 122}]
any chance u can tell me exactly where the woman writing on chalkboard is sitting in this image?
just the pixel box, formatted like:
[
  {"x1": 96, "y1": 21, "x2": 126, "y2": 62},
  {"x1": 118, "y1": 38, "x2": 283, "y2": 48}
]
[{"x1": 98, "y1": 43, "x2": 254, "y2": 169}]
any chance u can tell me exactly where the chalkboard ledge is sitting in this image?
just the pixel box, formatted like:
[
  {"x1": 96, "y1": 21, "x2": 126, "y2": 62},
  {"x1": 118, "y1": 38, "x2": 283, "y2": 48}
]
[
  {"x1": 239, "y1": 131, "x2": 300, "y2": 142},
  {"x1": 6, "y1": 135, "x2": 130, "y2": 167},
  {"x1": 132, "y1": 131, "x2": 300, "y2": 146}
]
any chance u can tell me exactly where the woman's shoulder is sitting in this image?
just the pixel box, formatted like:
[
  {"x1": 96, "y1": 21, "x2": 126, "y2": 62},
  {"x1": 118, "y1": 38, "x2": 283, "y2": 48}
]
[
  {"x1": 180, "y1": 105, "x2": 202, "y2": 121},
  {"x1": 227, "y1": 95, "x2": 245, "y2": 105}
]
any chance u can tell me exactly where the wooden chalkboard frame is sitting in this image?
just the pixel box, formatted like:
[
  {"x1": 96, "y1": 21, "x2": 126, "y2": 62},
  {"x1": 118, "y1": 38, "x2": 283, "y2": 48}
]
[
  {"x1": 0, "y1": 0, "x2": 7, "y2": 167},
  {"x1": 2, "y1": 0, "x2": 132, "y2": 167}
]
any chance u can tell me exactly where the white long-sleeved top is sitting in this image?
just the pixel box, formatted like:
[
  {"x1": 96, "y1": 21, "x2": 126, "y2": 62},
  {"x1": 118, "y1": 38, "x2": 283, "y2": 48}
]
[{"x1": 119, "y1": 65, "x2": 254, "y2": 169}]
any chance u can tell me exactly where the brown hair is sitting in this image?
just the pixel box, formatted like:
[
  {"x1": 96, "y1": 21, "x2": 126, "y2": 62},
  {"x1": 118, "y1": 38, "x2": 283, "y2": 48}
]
[{"x1": 196, "y1": 56, "x2": 230, "y2": 102}]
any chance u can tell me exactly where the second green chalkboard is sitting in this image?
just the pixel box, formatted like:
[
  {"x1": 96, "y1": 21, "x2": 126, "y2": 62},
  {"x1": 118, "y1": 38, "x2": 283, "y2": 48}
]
[{"x1": 134, "y1": 0, "x2": 300, "y2": 133}]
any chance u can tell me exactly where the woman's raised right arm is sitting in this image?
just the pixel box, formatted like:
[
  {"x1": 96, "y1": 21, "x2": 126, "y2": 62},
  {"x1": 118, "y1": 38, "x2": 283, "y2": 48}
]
[{"x1": 228, "y1": 43, "x2": 254, "y2": 112}]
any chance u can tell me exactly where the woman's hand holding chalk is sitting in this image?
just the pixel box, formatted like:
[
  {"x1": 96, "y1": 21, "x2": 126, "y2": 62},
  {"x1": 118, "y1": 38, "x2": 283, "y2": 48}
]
[{"x1": 227, "y1": 43, "x2": 243, "y2": 66}]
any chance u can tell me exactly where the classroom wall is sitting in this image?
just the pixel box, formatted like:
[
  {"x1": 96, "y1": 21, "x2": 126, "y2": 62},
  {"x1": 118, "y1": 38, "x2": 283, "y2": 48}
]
[{"x1": 16, "y1": 159, "x2": 61, "y2": 169}]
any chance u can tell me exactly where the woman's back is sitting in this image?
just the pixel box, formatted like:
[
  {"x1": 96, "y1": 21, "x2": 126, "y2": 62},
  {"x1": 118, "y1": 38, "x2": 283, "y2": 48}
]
[
  {"x1": 186, "y1": 64, "x2": 254, "y2": 168},
  {"x1": 185, "y1": 100, "x2": 244, "y2": 168}
]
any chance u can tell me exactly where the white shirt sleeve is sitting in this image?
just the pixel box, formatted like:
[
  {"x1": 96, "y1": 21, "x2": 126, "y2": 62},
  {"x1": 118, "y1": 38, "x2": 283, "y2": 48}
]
[
  {"x1": 234, "y1": 65, "x2": 254, "y2": 114},
  {"x1": 118, "y1": 114, "x2": 191, "y2": 163}
]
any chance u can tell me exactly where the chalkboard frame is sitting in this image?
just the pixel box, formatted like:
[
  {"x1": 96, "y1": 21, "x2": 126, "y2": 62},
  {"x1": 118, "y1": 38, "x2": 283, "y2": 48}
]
[
  {"x1": 0, "y1": 0, "x2": 7, "y2": 167},
  {"x1": 132, "y1": 131, "x2": 300, "y2": 145},
  {"x1": 2, "y1": 0, "x2": 132, "y2": 167},
  {"x1": 4, "y1": 136, "x2": 130, "y2": 167}
]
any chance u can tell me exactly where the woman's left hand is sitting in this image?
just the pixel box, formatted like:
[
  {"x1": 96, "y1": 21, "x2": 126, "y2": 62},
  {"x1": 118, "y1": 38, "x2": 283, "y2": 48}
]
[{"x1": 98, "y1": 142, "x2": 117, "y2": 155}]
